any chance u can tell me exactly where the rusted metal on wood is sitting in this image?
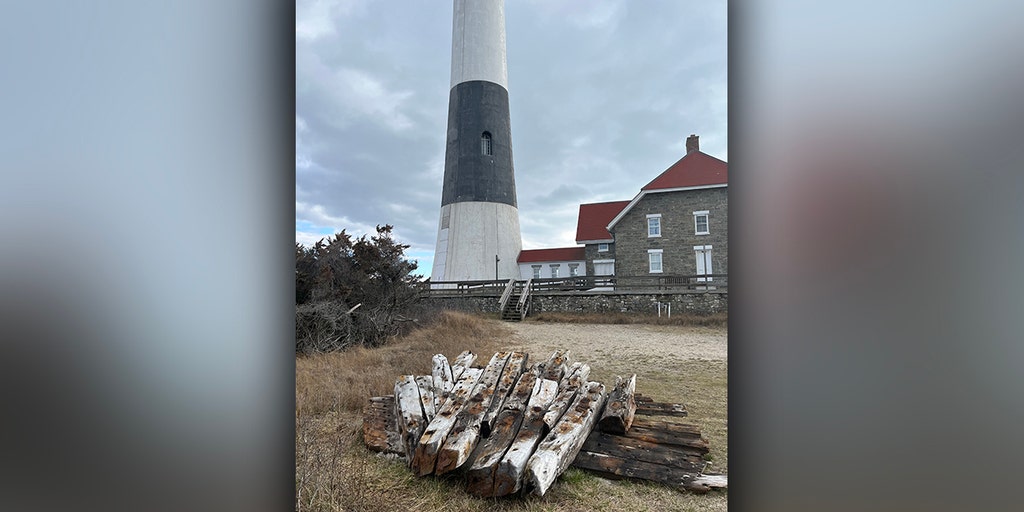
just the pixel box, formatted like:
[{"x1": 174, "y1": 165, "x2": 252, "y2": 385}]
[
  {"x1": 394, "y1": 375, "x2": 427, "y2": 461},
  {"x1": 598, "y1": 374, "x2": 637, "y2": 434},
  {"x1": 465, "y1": 370, "x2": 538, "y2": 497},
  {"x1": 492, "y1": 376, "x2": 559, "y2": 496},
  {"x1": 481, "y1": 351, "x2": 528, "y2": 436},
  {"x1": 410, "y1": 365, "x2": 482, "y2": 476},
  {"x1": 362, "y1": 395, "x2": 402, "y2": 455},
  {"x1": 435, "y1": 351, "x2": 512, "y2": 475},
  {"x1": 525, "y1": 380, "x2": 607, "y2": 496}
]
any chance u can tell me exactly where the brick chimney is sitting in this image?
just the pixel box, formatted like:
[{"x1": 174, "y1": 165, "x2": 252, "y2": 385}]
[{"x1": 686, "y1": 134, "x2": 699, "y2": 154}]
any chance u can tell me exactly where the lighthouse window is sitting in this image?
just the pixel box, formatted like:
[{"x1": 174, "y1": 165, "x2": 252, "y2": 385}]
[{"x1": 481, "y1": 132, "x2": 493, "y2": 156}]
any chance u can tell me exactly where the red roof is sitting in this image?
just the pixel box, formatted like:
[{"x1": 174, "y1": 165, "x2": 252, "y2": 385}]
[
  {"x1": 517, "y1": 247, "x2": 585, "y2": 263},
  {"x1": 575, "y1": 200, "x2": 630, "y2": 243},
  {"x1": 641, "y1": 151, "x2": 728, "y2": 191}
]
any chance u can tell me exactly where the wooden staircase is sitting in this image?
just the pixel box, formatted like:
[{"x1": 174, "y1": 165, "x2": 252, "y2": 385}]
[{"x1": 499, "y1": 279, "x2": 531, "y2": 321}]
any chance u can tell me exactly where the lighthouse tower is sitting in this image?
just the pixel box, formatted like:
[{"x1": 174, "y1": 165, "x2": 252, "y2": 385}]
[{"x1": 430, "y1": 0, "x2": 522, "y2": 282}]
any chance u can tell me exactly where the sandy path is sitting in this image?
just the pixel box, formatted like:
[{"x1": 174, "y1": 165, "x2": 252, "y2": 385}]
[{"x1": 505, "y1": 323, "x2": 727, "y2": 364}]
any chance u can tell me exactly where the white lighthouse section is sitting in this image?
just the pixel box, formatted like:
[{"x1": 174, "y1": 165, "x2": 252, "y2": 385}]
[
  {"x1": 450, "y1": 0, "x2": 508, "y2": 90},
  {"x1": 431, "y1": 202, "x2": 522, "y2": 282}
]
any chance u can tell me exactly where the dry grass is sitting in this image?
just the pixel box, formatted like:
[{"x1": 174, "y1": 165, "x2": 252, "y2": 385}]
[
  {"x1": 528, "y1": 311, "x2": 727, "y2": 328},
  {"x1": 296, "y1": 311, "x2": 727, "y2": 512}
]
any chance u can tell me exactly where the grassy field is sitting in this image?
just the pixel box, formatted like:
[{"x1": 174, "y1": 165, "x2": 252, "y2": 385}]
[{"x1": 295, "y1": 311, "x2": 728, "y2": 512}]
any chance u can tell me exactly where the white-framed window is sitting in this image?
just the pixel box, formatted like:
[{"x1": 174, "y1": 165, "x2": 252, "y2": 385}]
[
  {"x1": 549, "y1": 264, "x2": 560, "y2": 278},
  {"x1": 531, "y1": 265, "x2": 541, "y2": 279},
  {"x1": 481, "y1": 132, "x2": 493, "y2": 156},
  {"x1": 569, "y1": 263, "x2": 579, "y2": 277},
  {"x1": 598, "y1": 243, "x2": 609, "y2": 252},
  {"x1": 648, "y1": 249, "x2": 663, "y2": 273},
  {"x1": 694, "y1": 210, "x2": 709, "y2": 235},
  {"x1": 647, "y1": 214, "x2": 662, "y2": 237},
  {"x1": 694, "y1": 245, "x2": 713, "y2": 281}
]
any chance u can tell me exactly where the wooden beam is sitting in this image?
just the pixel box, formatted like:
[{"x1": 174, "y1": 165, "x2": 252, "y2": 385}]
[
  {"x1": 581, "y1": 429, "x2": 707, "y2": 468},
  {"x1": 394, "y1": 375, "x2": 426, "y2": 461},
  {"x1": 431, "y1": 354, "x2": 454, "y2": 410},
  {"x1": 571, "y1": 452, "x2": 725, "y2": 493},
  {"x1": 542, "y1": 362, "x2": 590, "y2": 430},
  {"x1": 598, "y1": 374, "x2": 637, "y2": 434},
  {"x1": 410, "y1": 366, "x2": 483, "y2": 476},
  {"x1": 465, "y1": 370, "x2": 538, "y2": 497},
  {"x1": 450, "y1": 350, "x2": 476, "y2": 380},
  {"x1": 634, "y1": 393, "x2": 688, "y2": 418},
  {"x1": 525, "y1": 380, "x2": 607, "y2": 496},
  {"x1": 435, "y1": 351, "x2": 512, "y2": 475},
  {"x1": 415, "y1": 375, "x2": 436, "y2": 423},
  {"x1": 492, "y1": 377, "x2": 559, "y2": 496},
  {"x1": 481, "y1": 351, "x2": 528, "y2": 436},
  {"x1": 539, "y1": 350, "x2": 569, "y2": 382},
  {"x1": 362, "y1": 395, "x2": 402, "y2": 455}
]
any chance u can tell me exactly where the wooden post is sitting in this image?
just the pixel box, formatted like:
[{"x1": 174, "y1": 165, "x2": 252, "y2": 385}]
[
  {"x1": 525, "y1": 380, "x2": 607, "y2": 496},
  {"x1": 415, "y1": 375, "x2": 436, "y2": 423},
  {"x1": 394, "y1": 375, "x2": 426, "y2": 461},
  {"x1": 597, "y1": 374, "x2": 637, "y2": 434},
  {"x1": 492, "y1": 377, "x2": 559, "y2": 496},
  {"x1": 481, "y1": 351, "x2": 527, "y2": 436},
  {"x1": 465, "y1": 369, "x2": 538, "y2": 496},
  {"x1": 542, "y1": 362, "x2": 590, "y2": 430},
  {"x1": 410, "y1": 365, "x2": 482, "y2": 476},
  {"x1": 450, "y1": 350, "x2": 477, "y2": 381},
  {"x1": 435, "y1": 351, "x2": 512, "y2": 475}
]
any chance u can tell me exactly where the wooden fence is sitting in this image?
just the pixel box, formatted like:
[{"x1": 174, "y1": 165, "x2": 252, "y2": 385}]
[{"x1": 420, "y1": 274, "x2": 727, "y2": 296}]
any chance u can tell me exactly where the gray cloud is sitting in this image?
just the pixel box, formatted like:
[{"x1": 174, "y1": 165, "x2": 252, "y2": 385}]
[{"x1": 296, "y1": 0, "x2": 727, "y2": 272}]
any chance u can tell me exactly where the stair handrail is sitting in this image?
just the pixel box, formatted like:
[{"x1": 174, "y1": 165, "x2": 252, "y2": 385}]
[
  {"x1": 517, "y1": 279, "x2": 532, "y2": 319},
  {"x1": 498, "y1": 278, "x2": 516, "y2": 312}
]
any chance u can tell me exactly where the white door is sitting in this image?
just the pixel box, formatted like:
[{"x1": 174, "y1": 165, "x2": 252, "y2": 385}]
[
  {"x1": 592, "y1": 259, "x2": 614, "y2": 290},
  {"x1": 695, "y1": 246, "x2": 712, "y2": 282}
]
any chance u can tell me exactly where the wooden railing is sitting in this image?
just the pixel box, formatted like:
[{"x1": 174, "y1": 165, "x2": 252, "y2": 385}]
[
  {"x1": 517, "y1": 279, "x2": 532, "y2": 319},
  {"x1": 497, "y1": 278, "x2": 516, "y2": 311},
  {"x1": 420, "y1": 274, "x2": 727, "y2": 296}
]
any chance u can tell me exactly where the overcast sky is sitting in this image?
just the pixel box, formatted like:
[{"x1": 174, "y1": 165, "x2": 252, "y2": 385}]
[{"x1": 296, "y1": 0, "x2": 727, "y2": 276}]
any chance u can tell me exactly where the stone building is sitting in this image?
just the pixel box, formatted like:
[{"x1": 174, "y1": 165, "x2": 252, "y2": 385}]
[{"x1": 576, "y1": 134, "x2": 727, "y2": 279}]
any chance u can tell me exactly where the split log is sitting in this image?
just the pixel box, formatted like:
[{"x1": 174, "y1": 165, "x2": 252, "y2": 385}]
[
  {"x1": 598, "y1": 374, "x2": 637, "y2": 434},
  {"x1": 492, "y1": 377, "x2": 559, "y2": 496},
  {"x1": 410, "y1": 365, "x2": 483, "y2": 476},
  {"x1": 450, "y1": 350, "x2": 477, "y2": 380},
  {"x1": 431, "y1": 354, "x2": 454, "y2": 410},
  {"x1": 362, "y1": 395, "x2": 402, "y2": 454},
  {"x1": 465, "y1": 370, "x2": 538, "y2": 496},
  {"x1": 481, "y1": 351, "x2": 528, "y2": 436},
  {"x1": 525, "y1": 380, "x2": 607, "y2": 496},
  {"x1": 435, "y1": 351, "x2": 512, "y2": 475},
  {"x1": 415, "y1": 375, "x2": 436, "y2": 422},
  {"x1": 541, "y1": 362, "x2": 590, "y2": 430},
  {"x1": 394, "y1": 375, "x2": 426, "y2": 460}
]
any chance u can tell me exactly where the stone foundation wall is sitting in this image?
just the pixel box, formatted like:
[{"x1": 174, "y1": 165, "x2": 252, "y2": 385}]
[{"x1": 425, "y1": 291, "x2": 726, "y2": 316}]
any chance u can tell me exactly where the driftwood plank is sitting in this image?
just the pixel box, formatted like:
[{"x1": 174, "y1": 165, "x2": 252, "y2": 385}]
[
  {"x1": 410, "y1": 366, "x2": 482, "y2": 476},
  {"x1": 431, "y1": 354, "x2": 454, "y2": 410},
  {"x1": 493, "y1": 377, "x2": 559, "y2": 496},
  {"x1": 394, "y1": 375, "x2": 426, "y2": 461},
  {"x1": 526, "y1": 380, "x2": 607, "y2": 496},
  {"x1": 435, "y1": 351, "x2": 512, "y2": 475},
  {"x1": 598, "y1": 374, "x2": 637, "y2": 434},
  {"x1": 465, "y1": 370, "x2": 538, "y2": 497},
  {"x1": 581, "y1": 429, "x2": 707, "y2": 467},
  {"x1": 362, "y1": 395, "x2": 402, "y2": 455},
  {"x1": 571, "y1": 452, "x2": 724, "y2": 493},
  {"x1": 481, "y1": 351, "x2": 528, "y2": 436},
  {"x1": 542, "y1": 362, "x2": 591, "y2": 430},
  {"x1": 415, "y1": 375, "x2": 436, "y2": 423}
]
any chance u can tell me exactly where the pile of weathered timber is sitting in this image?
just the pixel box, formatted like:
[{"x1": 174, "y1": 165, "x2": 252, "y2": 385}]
[{"x1": 362, "y1": 350, "x2": 727, "y2": 497}]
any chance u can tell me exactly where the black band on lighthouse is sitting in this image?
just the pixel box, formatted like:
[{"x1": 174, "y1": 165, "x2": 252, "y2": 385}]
[{"x1": 440, "y1": 80, "x2": 517, "y2": 208}]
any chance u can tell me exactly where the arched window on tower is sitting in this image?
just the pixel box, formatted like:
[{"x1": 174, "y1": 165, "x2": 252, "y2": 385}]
[{"x1": 481, "y1": 132, "x2": 493, "y2": 156}]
